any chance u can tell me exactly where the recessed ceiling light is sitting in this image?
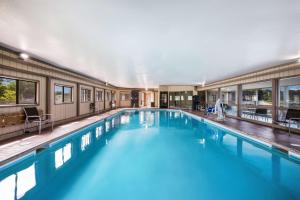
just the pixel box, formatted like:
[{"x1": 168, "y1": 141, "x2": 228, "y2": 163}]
[{"x1": 20, "y1": 53, "x2": 29, "y2": 60}]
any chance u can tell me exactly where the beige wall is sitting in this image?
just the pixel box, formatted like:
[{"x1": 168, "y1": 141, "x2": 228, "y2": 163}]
[
  {"x1": 0, "y1": 48, "x2": 117, "y2": 140},
  {"x1": 118, "y1": 90, "x2": 131, "y2": 107},
  {"x1": 197, "y1": 62, "x2": 300, "y2": 91},
  {"x1": 105, "y1": 90, "x2": 111, "y2": 110},
  {"x1": 154, "y1": 91, "x2": 159, "y2": 107},
  {"x1": 95, "y1": 88, "x2": 104, "y2": 112},
  {"x1": 0, "y1": 67, "x2": 46, "y2": 138},
  {"x1": 51, "y1": 79, "x2": 77, "y2": 121},
  {"x1": 79, "y1": 85, "x2": 94, "y2": 116}
]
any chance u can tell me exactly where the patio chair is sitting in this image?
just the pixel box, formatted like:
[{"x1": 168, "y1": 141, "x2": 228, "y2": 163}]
[
  {"x1": 274, "y1": 108, "x2": 300, "y2": 135},
  {"x1": 23, "y1": 107, "x2": 54, "y2": 134},
  {"x1": 254, "y1": 108, "x2": 268, "y2": 122}
]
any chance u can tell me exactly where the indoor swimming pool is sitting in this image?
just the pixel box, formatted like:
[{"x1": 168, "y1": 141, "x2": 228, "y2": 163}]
[{"x1": 0, "y1": 110, "x2": 300, "y2": 200}]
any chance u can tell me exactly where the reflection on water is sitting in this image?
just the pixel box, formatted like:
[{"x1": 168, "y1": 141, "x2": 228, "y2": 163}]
[
  {"x1": 95, "y1": 126, "x2": 103, "y2": 139},
  {"x1": 0, "y1": 110, "x2": 300, "y2": 199},
  {"x1": 55, "y1": 143, "x2": 72, "y2": 169},
  {"x1": 0, "y1": 164, "x2": 36, "y2": 200},
  {"x1": 139, "y1": 111, "x2": 155, "y2": 128},
  {"x1": 121, "y1": 115, "x2": 130, "y2": 124},
  {"x1": 105, "y1": 121, "x2": 110, "y2": 132},
  {"x1": 81, "y1": 132, "x2": 91, "y2": 151}
]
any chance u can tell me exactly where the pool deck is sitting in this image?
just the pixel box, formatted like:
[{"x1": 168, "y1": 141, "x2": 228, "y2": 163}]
[
  {"x1": 185, "y1": 110, "x2": 300, "y2": 154},
  {"x1": 0, "y1": 108, "x2": 126, "y2": 166},
  {"x1": 1, "y1": 108, "x2": 300, "y2": 167}
]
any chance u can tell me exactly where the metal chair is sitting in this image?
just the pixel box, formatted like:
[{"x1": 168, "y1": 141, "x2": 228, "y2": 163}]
[
  {"x1": 254, "y1": 108, "x2": 268, "y2": 122},
  {"x1": 274, "y1": 108, "x2": 300, "y2": 135},
  {"x1": 23, "y1": 107, "x2": 54, "y2": 134}
]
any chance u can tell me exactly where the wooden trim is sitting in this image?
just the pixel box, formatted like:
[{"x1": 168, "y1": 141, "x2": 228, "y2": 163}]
[
  {"x1": 76, "y1": 83, "x2": 80, "y2": 117},
  {"x1": 0, "y1": 47, "x2": 114, "y2": 87},
  {"x1": 203, "y1": 62, "x2": 300, "y2": 87},
  {"x1": 103, "y1": 89, "x2": 106, "y2": 110},
  {"x1": 0, "y1": 63, "x2": 115, "y2": 91},
  {"x1": 46, "y1": 77, "x2": 51, "y2": 114},
  {"x1": 53, "y1": 84, "x2": 75, "y2": 105},
  {"x1": 237, "y1": 85, "x2": 242, "y2": 117},
  {"x1": 272, "y1": 79, "x2": 279, "y2": 123}
]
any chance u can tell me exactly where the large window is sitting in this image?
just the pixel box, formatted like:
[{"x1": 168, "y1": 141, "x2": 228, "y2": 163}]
[
  {"x1": 0, "y1": 77, "x2": 37, "y2": 105},
  {"x1": 19, "y1": 80, "x2": 37, "y2": 104},
  {"x1": 96, "y1": 90, "x2": 103, "y2": 101},
  {"x1": 0, "y1": 78, "x2": 16, "y2": 105},
  {"x1": 207, "y1": 89, "x2": 218, "y2": 106},
  {"x1": 168, "y1": 91, "x2": 192, "y2": 109},
  {"x1": 278, "y1": 76, "x2": 300, "y2": 128},
  {"x1": 106, "y1": 91, "x2": 111, "y2": 101},
  {"x1": 221, "y1": 86, "x2": 237, "y2": 116},
  {"x1": 55, "y1": 85, "x2": 73, "y2": 104},
  {"x1": 241, "y1": 81, "x2": 272, "y2": 123},
  {"x1": 121, "y1": 93, "x2": 130, "y2": 101},
  {"x1": 81, "y1": 88, "x2": 91, "y2": 102}
]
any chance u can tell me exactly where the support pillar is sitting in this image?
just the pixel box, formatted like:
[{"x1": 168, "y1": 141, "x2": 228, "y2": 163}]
[
  {"x1": 77, "y1": 83, "x2": 80, "y2": 116},
  {"x1": 272, "y1": 79, "x2": 279, "y2": 123},
  {"x1": 237, "y1": 84, "x2": 242, "y2": 118}
]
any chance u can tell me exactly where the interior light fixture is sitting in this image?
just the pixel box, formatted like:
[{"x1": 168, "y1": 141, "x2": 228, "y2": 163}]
[{"x1": 20, "y1": 53, "x2": 29, "y2": 60}]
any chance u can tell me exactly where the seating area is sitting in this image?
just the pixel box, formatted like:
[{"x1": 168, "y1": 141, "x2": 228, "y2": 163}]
[{"x1": 23, "y1": 107, "x2": 54, "y2": 134}]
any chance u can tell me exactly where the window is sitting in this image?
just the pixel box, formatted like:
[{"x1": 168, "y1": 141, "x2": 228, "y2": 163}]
[
  {"x1": 81, "y1": 88, "x2": 91, "y2": 102},
  {"x1": 121, "y1": 93, "x2": 130, "y2": 101},
  {"x1": 55, "y1": 85, "x2": 63, "y2": 104},
  {"x1": 112, "y1": 93, "x2": 116, "y2": 101},
  {"x1": 241, "y1": 81, "x2": 272, "y2": 123},
  {"x1": 0, "y1": 77, "x2": 37, "y2": 105},
  {"x1": 0, "y1": 78, "x2": 16, "y2": 105},
  {"x1": 55, "y1": 85, "x2": 73, "y2": 104},
  {"x1": 106, "y1": 91, "x2": 111, "y2": 101},
  {"x1": 278, "y1": 76, "x2": 300, "y2": 129},
  {"x1": 221, "y1": 86, "x2": 238, "y2": 116},
  {"x1": 63, "y1": 87, "x2": 72, "y2": 103},
  {"x1": 96, "y1": 90, "x2": 103, "y2": 101},
  {"x1": 207, "y1": 89, "x2": 218, "y2": 106},
  {"x1": 19, "y1": 80, "x2": 36, "y2": 104},
  {"x1": 169, "y1": 92, "x2": 175, "y2": 107}
]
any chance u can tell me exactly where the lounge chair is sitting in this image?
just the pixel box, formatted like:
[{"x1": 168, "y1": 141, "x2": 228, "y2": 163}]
[
  {"x1": 23, "y1": 107, "x2": 54, "y2": 134},
  {"x1": 254, "y1": 108, "x2": 269, "y2": 122},
  {"x1": 274, "y1": 108, "x2": 300, "y2": 135}
]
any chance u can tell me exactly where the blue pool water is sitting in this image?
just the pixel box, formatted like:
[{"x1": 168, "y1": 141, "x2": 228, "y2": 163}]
[{"x1": 1, "y1": 110, "x2": 300, "y2": 200}]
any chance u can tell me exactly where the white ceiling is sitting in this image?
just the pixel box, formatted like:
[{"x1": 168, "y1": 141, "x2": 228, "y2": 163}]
[{"x1": 0, "y1": 0, "x2": 300, "y2": 88}]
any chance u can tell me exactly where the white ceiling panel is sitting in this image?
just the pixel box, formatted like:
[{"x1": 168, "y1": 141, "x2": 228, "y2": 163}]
[{"x1": 0, "y1": 0, "x2": 300, "y2": 88}]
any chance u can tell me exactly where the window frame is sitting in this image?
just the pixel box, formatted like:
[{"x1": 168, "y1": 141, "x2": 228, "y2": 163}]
[
  {"x1": 80, "y1": 88, "x2": 92, "y2": 103},
  {"x1": 0, "y1": 76, "x2": 39, "y2": 107},
  {"x1": 95, "y1": 90, "x2": 104, "y2": 102},
  {"x1": 54, "y1": 84, "x2": 73, "y2": 105},
  {"x1": 120, "y1": 93, "x2": 130, "y2": 101}
]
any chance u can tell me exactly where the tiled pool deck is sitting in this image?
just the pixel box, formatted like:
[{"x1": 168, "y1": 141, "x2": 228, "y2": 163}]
[
  {"x1": 1, "y1": 108, "x2": 300, "y2": 166},
  {"x1": 0, "y1": 109, "x2": 126, "y2": 166},
  {"x1": 186, "y1": 110, "x2": 300, "y2": 154}
]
